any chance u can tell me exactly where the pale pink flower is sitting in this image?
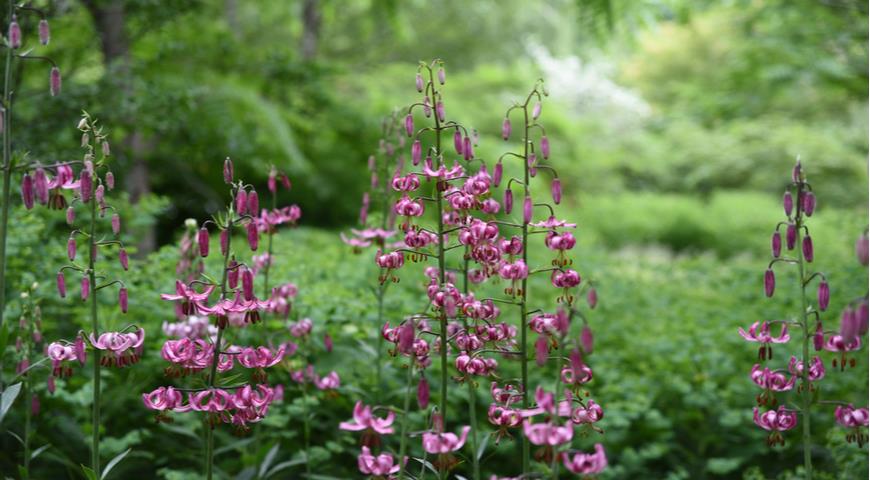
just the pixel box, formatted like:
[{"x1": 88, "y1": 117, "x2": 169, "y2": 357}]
[
  {"x1": 561, "y1": 443, "x2": 607, "y2": 475},
  {"x1": 357, "y1": 446, "x2": 403, "y2": 476},
  {"x1": 339, "y1": 401, "x2": 395, "y2": 435},
  {"x1": 422, "y1": 425, "x2": 471, "y2": 454}
]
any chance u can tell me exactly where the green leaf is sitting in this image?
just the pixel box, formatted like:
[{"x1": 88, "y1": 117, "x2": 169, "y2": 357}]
[
  {"x1": 265, "y1": 459, "x2": 306, "y2": 479},
  {"x1": 0, "y1": 382, "x2": 22, "y2": 424},
  {"x1": 81, "y1": 465, "x2": 98, "y2": 480},
  {"x1": 215, "y1": 437, "x2": 255, "y2": 456},
  {"x1": 257, "y1": 443, "x2": 279, "y2": 479},
  {"x1": 101, "y1": 448, "x2": 131, "y2": 480},
  {"x1": 475, "y1": 432, "x2": 489, "y2": 461},
  {"x1": 31, "y1": 443, "x2": 51, "y2": 460}
]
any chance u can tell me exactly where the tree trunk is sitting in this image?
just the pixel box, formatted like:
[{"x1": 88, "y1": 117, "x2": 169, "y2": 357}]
[
  {"x1": 82, "y1": 0, "x2": 155, "y2": 253},
  {"x1": 301, "y1": 0, "x2": 321, "y2": 60}
]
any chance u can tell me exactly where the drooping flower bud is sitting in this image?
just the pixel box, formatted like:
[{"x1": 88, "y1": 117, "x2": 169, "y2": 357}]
[
  {"x1": 49, "y1": 67, "x2": 61, "y2": 97},
  {"x1": 268, "y1": 168, "x2": 277, "y2": 193},
  {"x1": 803, "y1": 192, "x2": 816, "y2": 216},
  {"x1": 771, "y1": 231, "x2": 782, "y2": 258},
  {"x1": 783, "y1": 191, "x2": 793, "y2": 216},
  {"x1": 80, "y1": 172, "x2": 92, "y2": 203},
  {"x1": 818, "y1": 281, "x2": 829, "y2": 311},
  {"x1": 786, "y1": 224, "x2": 797, "y2": 250},
  {"x1": 493, "y1": 161, "x2": 503, "y2": 187},
  {"x1": 587, "y1": 288, "x2": 598, "y2": 309},
  {"x1": 398, "y1": 321, "x2": 415, "y2": 354},
  {"x1": 502, "y1": 117, "x2": 511, "y2": 141},
  {"x1": 764, "y1": 269, "x2": 775, "y2": 297},
  {"x1": 523, "y1": 196, "x2": 532, "y2": 224},
  {"x1": 38, "y1": 19, "x2": 49, "y2": 45},
  {"x1": 404, "y1": 114, "x2": 414, "y2": 137},
  {"x1": 235, "y1": 189, "x2": 248, "y2": 215},
  {"x1": 247, "y1": 222, "x2": 259, "y2": 251},
  {"x1": 840, "y1": 306, "x2": 857, "y2": 345},
  {"x1": 417, "y1": 376, "x2": 430, "y2": 409},
  {"x1": 247, "y1": 189, "x2": 260, "y2": 216},
  {"x1": 551, "y1": 178, "x2": 562, "y2": 205},
  {"x1": 463, "y1": 136, "x2": 473, "y2": 160},
  {"x1": 95, "y1": 184, "x2": 105, "y2": 205},
  {"x1": 412, "y1": 140, "x2": 422, "y2": 166},
  {"x1": 119, "y1": 287, "x2": 128, "y2": 313},
  {"x1": 111, "y1": 214, "x2": 121, "y2": 235},
  {"x1": 242, "y1": 268, "x2": 254, "y2": 301},
  {"x1": 66, "y1": 206, "x2": 75, "y2": 225},
  {"x1": 532, "y1": 101, "x2": 542, "y2": 120},
  {"x1": 119, "y1": 248, "x2": 129, "y2": 270},
  {"x1": 436, "y1": 101, "x2": 445, "y2": 122},
  {"x1": 534, "y1": 335, "x2": 548, "y2": 366},
  {"x1": 81, "y1": 276, "x2": 90, "y2": 301},
  {"x1": 67, "y1": 237, "x2": 76, "y2": 261},
  {"x1": 228, "y1": 260, "x2": 239, "y2": 289},
  {"x1": 581, "y1": 325, "x2": 594, "y2": 353},
  {"x1": 415, "y1": 73, "x2": 424, "y2": 92},
  {"x1": 569, "y1": 348, "x2": 584, "y2": 375},
  {"x1": 813, "y1": 322, "x2": 824, "y2": 351},
  {"x1": 8, "y1": 17, "x2": 21, "y2": 49},
  {"x1": 324, "y1": 333, "x2": 333, "y2": 353},
  {"x1": 220, "y1": 229, "x2": 229, "y2": 256},
  {"x1": 437, "y1": 66, "x2": 445, "y2": 85},
  {"x1": 223, "y1": 157, "x2": 234, "y2": 184},
  {"x1": 792, "y1": 161, "x2": 802, "y2": 183},
  {"x1": 504, "y1": 188, "x2": 513, "y2": 214},
  {"x1": 21, "y1": 173, "x2": 34, "y2": 209},
  {"x1": 281, "y1": 173, "x2": 291, "y2": 190},
  {"x1": 198, "y1": 227, "x2": 209, "y2": 258},
  {"x1": 56, "y1": 271, "x2": 66, "y2": 298},
  {"x1": 105, "y1": 171, "x2": 115, "y2": 190},
  {"x1": 422, "y1": 96, "x2": 431, "y2": 117},
  {"x1": 857, "y1": 300, "x2": 869, "y2": 336},
  {"x1": 101, "y1": 140, "x2": 110, "y2": 157},
  {"x1": 856, "y1": 232, "x2": 868, "y2": 266},
  {"x1": 802, "y1": 235, "x2": 813, "y2": 263},
  {"x1": 34, "y1": 168, "x2": 48, "y2": 204},
  {"x1": 453, "y1": 129, "x2": 463, "y2": 155},
  {"x1": 541, "y1": 135, "x2": 550, "y2": 159}
]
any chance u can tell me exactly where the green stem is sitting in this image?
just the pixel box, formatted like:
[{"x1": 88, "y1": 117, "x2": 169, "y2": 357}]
[
  {"x1": 262, "y1": 191, "x2": 276, "y2": 299},
  {"x1": 23, "y1": 374, "x2": 30, "y2": 479},
  {"x1": 397, "y1": 363, "x2": 414, "y2": 479},
  {"x1": 88, "y1": 160, "x2": 101, "y2": 477},
  {"x1": 0, "y1": 0, "x2": 16, "y2": 355},
  {"x1": 795, "y1": 184, "x2": 812, "y2": 480},
  {"x1": 375, "y1": 286, "x2": 385, "y2": 402},
  {"x1": 519, "y1": 97, "x2": 531, "y2": 473},
  {"x1": 303, "y1": 383, "x2": 312, "y2": 477},
  {"x1": 205, "y1": 219, "x2": 233, "y2": 480}
]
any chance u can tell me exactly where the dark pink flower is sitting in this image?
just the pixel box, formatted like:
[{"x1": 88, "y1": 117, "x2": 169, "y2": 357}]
[
  {"x1": 561, "y1": 443, "x2": 607, "y2": 475},
  {"x1": 340, "y1": 401, "x2": 395, "y2": 435},
  {"x1": 750, "y1": 364, "x2": 795, "y2": 391},
  {"x1": 358, "y1": 446, "x2": 403, "y2": 476},
  {"x1": 835, "y1": 404, "x2": 869, "y2": 428},
  {"x1": 787, "y1": 355, "x2": 825, "y2": 382},
  {"x1": 422, "y1": 426, "x2": 470, "y2": 454},
  {"x1": 753, "y1": 406, "x2": 797, "y2": 432}
]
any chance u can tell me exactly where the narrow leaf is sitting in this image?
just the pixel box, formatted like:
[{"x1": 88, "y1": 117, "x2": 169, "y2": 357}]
[
  {"x1": 31, "y1": 443, "x2": 51, "y2": 460},
  {"x1": 0, "y1": 383, "x2": 22, "y2": 424},
  {"x1": 257, "y1": 443, "x2": 279, "y2": 478},
  {"x1": 80, "y1": 465, "x2": 98, "y2": 480},
  {"x1": 100, "y1": 447, "x2": 131, "y2": 480}
]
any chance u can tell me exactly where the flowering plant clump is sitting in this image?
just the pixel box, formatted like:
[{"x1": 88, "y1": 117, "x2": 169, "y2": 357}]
[
  {"x1": 45, "y1": 114, "x2": 134, "y2": 478},
  {"x1": 0, "y1": 6, "x2": 61, "y2": 334},
  {"x1": 743, "y1": 161, "x2": 867, "y2": 477},
  {"x1": 144, "y1": 158, "x2": 298, "y2": 479},
  {"x1": 341, "y1": 112, "x2": 404, "y2": 398}
]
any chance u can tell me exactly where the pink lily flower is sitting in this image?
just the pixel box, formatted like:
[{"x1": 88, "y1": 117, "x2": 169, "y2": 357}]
[
  {"x1": 522, "y1": 419, "x2": 573, "y2": 446},
  {"x1": 529, "y1": 216, "x2": 576, "y2": 229},
  {"x1": 357, "y1": 446, "x2": 403, "y2": 476},
  {"x1": 339, "y1": 401, "x2": 395, "y2": 435},
  {"x1": 561, "y1": 443, "x2": 607, "y2": 475},
  {"x1": 787, "y1": 355, "x2": 825, "y2": 382},
  {"x1": 142, "y1": 386, "x2": 185, "y2": 411},
  {"x1": 835, "y1": 404, "x2": 869, "y2": 428},
  {"x1": 422, "y1": 425, "x2": 471, "y2": 454},
  {"x1": 750, "y1": 364, "x2": 795, "y2": 392},
  {"x1": 571, "y1": 400, "x2": 604, "y2": 425}
]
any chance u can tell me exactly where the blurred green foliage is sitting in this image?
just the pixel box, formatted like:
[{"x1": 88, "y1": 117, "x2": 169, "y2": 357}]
[{"x1": 0, "y1": 0, "x2": 866, "y2": 478}]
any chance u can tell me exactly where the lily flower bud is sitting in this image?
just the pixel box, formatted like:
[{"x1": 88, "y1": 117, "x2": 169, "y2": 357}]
[
  {"x1": 66, "y1": 206, "x2": 75, "y2": 225},
  {"x1": 223, "y1": 157, "x2": 234, "y2": 184},
  {"x1": 80, "y1": 172, "x2": 92, "y2": 203},
  {"x1": 235, "y1": 189, "x2": 248, "y2": 215},
  {"x1": 34, "y1": 169, "x2": 48, "y2": 204},
  {"x1": 532, "y1": 101, "x2": 542, "y2": 120},
  {"x1": 803, "y1": 191, "x2": 816, "y2": 216},
  {"x1": 453, "y1": 129, "x2": 462, "y2": 155},
  {"x1": 38, "y1": 19, "x2": 49, "y2": 45},
  {"x1": 540, "y1": 135, "x2": 550, "y2": 159},
  {"x1": 504, "y1": 188, "x2": 513, "y2": 214},
  {"x1": 67, "y1": 237, "x2": 76, "y2": 261},
  {"x1": 105, "y1": 171, "x2": 115, "y2": 189},
  {"x1": 437, "y1": 67, "x2": 445, "y2": 85},
  {"x1": 764, "y1": 269, "x2": 775, "y2": 297},
  {"x1": 57, "y1": 271, "x2": 66, "y2": 298},
  {"x1": 436, "y1": 101, "x2": 445, "y2": 122},
  {"x1": 228, "y1": 260, "x2": 239, "y2": 289},
  {"x1": 404, "y1": 114, "x2": 414, "y2": 137},
  {"x1": 551, "y1": 178, "x2": 562, "y2": 205},
  {"x1": 111, "y1": 214, "x2": 121, "y2": 235},
  {"x1": 412, "y1": 140, "x2": 422, "y2": 166},
  {"x1": 581, "y1": 325, "x2": 594, "y2": 354},
  {"x1": 415, "y1": 73, "x2": 424, "y2": 92},
  {"x1": 771, "y1": 232, "x2": 782, "y2": 258},
  {"x1": 49, "y1": 67, "x2": 61, "y2": 97},
  {"x1": 818, "y1": 281, "x2": 829, "y2": 311},
  {"x1": 463, "y1": 136, "x2": 473, "y2": 160},
  {"x1": 493, "y1": 161, "x2": 503, "y2": 187},
  {"x1": 786, "y1": 224, "x2": 797, "y2": 250},
  {"x1": 242, "y1": 268, "x2": 254, "y2": 301},
  {"x1": 783, "y1": 191, "x2": 793, "y2": 216},
  {"x1": 802, "y1": 235, "x2": 813, "y2": 263},
  {"x1": 247, "y1": 189, "x2": 260, "y2": 216},
  {"x1": 857, "y1": 232, "x2": 869, "y2": 266},
  {"x1": 587, "y1": 288, "x2": 598, "y2": 309},
  {"x1": 81, "y1": 276, "x2": 90, "y2": 301},
  {"x1": 417, "y1": 376, "x2": 430, "y2": 409},
  {"x1": 119, "y1": 287, "x2": 128, "y2": 313},
  {"x1": 247, "y1": 222, "x2": 259, "y2": 251},
  {"x1": 198, "y1": 227, "x2": 209, "y2": 257},
  {"x1": 502, "y1": 117, "x2": 511, "y2": 141},
  {"x1": 523, "y1": 196, "x2": 532, "y2": 224},
  {"x1": 220, "y1": 229, "x2": 229, "y2": 257},
  {"x1": 119, "y1": 248, "x2": 129, "y2": 270},
  {"x1": 8, "y1": 17, "x2": 20, "y2": 49},
  {"x1": 21, "y1": 173, "x2": 34, "y2": 209}
]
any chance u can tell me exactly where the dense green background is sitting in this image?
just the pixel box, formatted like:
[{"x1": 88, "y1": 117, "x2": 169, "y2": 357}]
[{"x1": 0, "y1": 0, "x2": 867, "y2": 478}]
